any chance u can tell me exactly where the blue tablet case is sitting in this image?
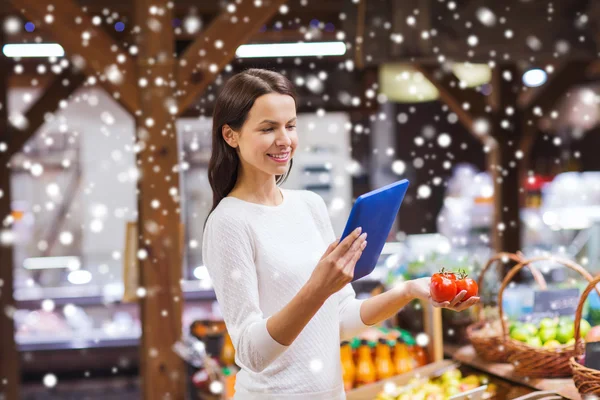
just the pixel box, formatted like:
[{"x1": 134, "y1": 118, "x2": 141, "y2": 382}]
[{"x1": 340, "y1": 179, "x2": 409, "y2": 282}]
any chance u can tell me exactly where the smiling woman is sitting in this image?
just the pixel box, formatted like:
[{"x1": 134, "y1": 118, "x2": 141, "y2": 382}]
[
  {"x1": 207, "y1": 69, "x2": 297, "y2": 213},
  {"x1": 201, "y1": 68, "x2": 478, "y2": 399}
]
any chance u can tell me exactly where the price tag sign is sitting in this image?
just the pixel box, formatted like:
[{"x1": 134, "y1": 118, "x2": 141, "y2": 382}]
[
  {"x1": 585, "y1": 342, "x2": 600, "y2": 370},
  {"x1": 533, "y1": 288, "x2": 580, "y2": 316}
]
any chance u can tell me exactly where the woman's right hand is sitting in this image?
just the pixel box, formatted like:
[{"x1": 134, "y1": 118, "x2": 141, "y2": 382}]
[{"x1": 307, "y1": 227, "x2": 368, "y2": 300}]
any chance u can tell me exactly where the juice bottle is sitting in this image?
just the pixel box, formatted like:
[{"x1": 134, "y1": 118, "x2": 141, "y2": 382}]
[
  {"x1": 393, "y1": 337, "x2": 413, "y2": 374},
  {"x1": 350, "y1": 337, "x2": 361, "y2": 365},
  {"x1": 411, "y1": 344, "x2": 429, "y2": 367},
  {"x1": 355, "y1": 339, "x2": 376, "y2": 387},
  {"x1": 220, "y1": 332, "x2": 236, "y2": 366},
  {"x1": 222, "y1": 366, "x2": 237, "y2": 399},
  {"x1": 340, "y1": 341, "x2": 356, "y2": 391},
  {"x1": 375, "y1": 338, "x2": 396, "y2": 380}
]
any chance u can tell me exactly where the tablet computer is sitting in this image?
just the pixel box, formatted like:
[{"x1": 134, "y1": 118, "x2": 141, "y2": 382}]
[{"x1": 340, "y1": 179, "x2": 409, "y2": 282}]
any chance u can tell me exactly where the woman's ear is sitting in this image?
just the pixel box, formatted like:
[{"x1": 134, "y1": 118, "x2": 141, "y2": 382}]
[{"x1": 222, "y1": 124, "x2": 239, "y2": 148}]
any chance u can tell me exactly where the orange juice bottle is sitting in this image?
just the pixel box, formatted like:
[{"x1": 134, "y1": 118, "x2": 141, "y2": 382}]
[
  {"x1": 222, "y1": 367, "x2": 237, "y2": 399},
  {"x1": 355, "y1": 339, "x2": 376, "y2": 387},
  {"x1": 375, "y1": 338, "x2": 396, "y2": 380},
  {"x1": 340, "y1": 341, "x2": 356, "y2": 391},
  {"x1": 411, "y1": 344, "x2": 429, "y2": 367},
  {"x1": 393, "y1": 337, "x2": 413, "y2": 374},
  {"x1": 221, "y1": 332, "x2": 236, "y2": 366}
]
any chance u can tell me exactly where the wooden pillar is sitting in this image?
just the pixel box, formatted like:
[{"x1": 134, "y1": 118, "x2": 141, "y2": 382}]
[
  {"x1": 487, "y1": 140, "x2": 521, "y2": 254},
  {"x1": 0, "y1": 32, "x2": 20, "y2": 400},
  {"x1": 133, "y1": 1, "x2": 185, "y2": 398},
  {"x1": 416, "y1": 63, "x2": 523, "y2": 254},
  {"x1": 487, "y1": 64, "x2": 523, "y2": 255}
]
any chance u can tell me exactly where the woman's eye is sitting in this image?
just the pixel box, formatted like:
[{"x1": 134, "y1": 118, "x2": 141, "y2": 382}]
[
  {"x1": 262, "y1": 128, "x2": 274, "y2": 133},
  {"x1": 286, "y1": 125, "x2": 296, "y2": 130}
]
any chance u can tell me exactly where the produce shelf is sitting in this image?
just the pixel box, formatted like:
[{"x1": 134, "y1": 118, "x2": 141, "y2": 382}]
[{"x1": 451, "y1": 345, "x2": 580, "y2": 400}]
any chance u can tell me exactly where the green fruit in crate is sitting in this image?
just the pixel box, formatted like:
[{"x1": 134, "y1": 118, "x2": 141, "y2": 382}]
[
  {"x1": 441, "y1": 369, "x2": 462, "y2": 383},
  {"x1": 526, "y1": 336, "x2": 543, "y2": 348},
  {"x1": 445, "y1": 386, "x2": 461, "y2": 397},
  {"x1": 579, "y1": 319, "x2": 591, "y2": 338},
  {"x1": 566, "y1": 338, "x2": 576, "y2": 346},
  {"x1": 538, "y1": 327, "x2": 557, "y2": 343},
  {"x1": 540, "y1": 317, "x2": 558, "y2": 330},
  {"x1": 510, "y1": 327, "x2": 531, "y2": 342},
  {"x1": 556, "y1": 324, "x2": 575, "y2": 344},
  {"x1": 461, "y1": 375, "x2": 481, "y2": 387}
]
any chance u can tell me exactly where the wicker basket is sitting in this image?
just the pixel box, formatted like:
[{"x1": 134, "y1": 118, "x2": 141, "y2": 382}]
[
  {"x1": 499, "y1": 256, "x2": 594, "y2": 378},
  {"x1": 570, "y1": 275, "x2": 600, "y2": 396},
  {"x1": 465, "y1": 252, "x2": 548, "y2": 363}
]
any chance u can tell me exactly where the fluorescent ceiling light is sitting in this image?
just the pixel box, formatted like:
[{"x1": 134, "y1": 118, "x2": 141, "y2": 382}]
[
  {"x1": 379, "y1": 63, "x2": 439, "y2": 103},
  {"x1": 23, "y1": 256, "x2": 80, "y2": 270},
  {"x1": 3, "y1": 43, "x2": 65, "y2": 58},
  {"x1": 452, "y1": 63, "x2": 491, "y2": 88},
  {"x1": 236, "y1": 41, "x2": 346, "y2": 58},
  {"x1": 67, "y1": 270, "x2": 92, "y2": 285},
  {"x1": 522, "y1": 68, "x2": 547, "y2": 87}
]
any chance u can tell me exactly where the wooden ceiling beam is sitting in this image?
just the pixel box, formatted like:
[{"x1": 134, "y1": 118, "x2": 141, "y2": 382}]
[
  {"x1": 9, "y1": 0, "x2": 140, "y2": 114},
  {"x1": 414, "y1": 63, "x2": 488, "y2": 139},
  {"x1": 9, "y1": 74, "x2": 54, "y2": 89},
  {"x1": 1, "y1": 0, "x2": 344, "y2": 15},
  {"x1": 175, "y1": 0, "x2": 288, "y2": 116},
  {"x1": 6, "y1": 68, "x2": 86, "y2": 159},
  {"x1": 517, "y1": 61, "x2": 591, "y2": 117}
]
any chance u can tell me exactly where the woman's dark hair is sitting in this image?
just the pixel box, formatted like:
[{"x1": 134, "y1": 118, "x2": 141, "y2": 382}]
[{"x1": 207, "y1": 68, "x2": 297, "y2": 217}]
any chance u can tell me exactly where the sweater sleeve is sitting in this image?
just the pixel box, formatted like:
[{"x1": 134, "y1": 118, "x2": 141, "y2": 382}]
[
  {"x1": 202, "y1": 212, "x2": 289, "y2": 373},
  {"x1": 306, "y1": 191, "x2": 372, "y2": 341}
]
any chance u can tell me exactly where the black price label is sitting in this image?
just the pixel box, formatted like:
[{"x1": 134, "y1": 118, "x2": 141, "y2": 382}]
[
  {"x1": 585, "y1": 342, "x2": 600, "y2": 370},
  {"x1": 533, "y1": 288, "x2": 580, "y2": 316}
]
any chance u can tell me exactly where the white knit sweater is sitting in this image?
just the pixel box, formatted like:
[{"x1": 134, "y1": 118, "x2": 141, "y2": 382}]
[{"x1": 202, "y1": 188, "x2": 370, "y2": 399}]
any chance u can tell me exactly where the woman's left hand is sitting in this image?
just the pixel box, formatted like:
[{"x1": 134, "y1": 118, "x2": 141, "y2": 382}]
[{"x1": 407, "y1": 277, "x2": 480, "y2": 312}]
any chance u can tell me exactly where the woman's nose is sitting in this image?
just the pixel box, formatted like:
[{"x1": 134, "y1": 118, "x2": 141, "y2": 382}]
[{"x1": 275, "y1": 127, "x2": 292, "y2": 145}]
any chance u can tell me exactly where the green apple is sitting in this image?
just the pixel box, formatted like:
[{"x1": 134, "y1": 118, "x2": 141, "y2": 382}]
[
  {"x1": 579, "y1": 319, "x2": 591, "y2": 338},
  {"x1": 510, "y1": 321, "x2": 522, "y2": 334},
  {"x1": 522, "y1": 322, "x2": 539, "y2": 337},
  {"x1": 556, "y1": 323, "x2": 575, "y2": 344},
  {"x1": 559, "y1": 316, "x2": 573, "y2": 327},
  {"x1": 566, "y1": 338, "x2": 576, "y2": 346},
  {"x1": 510, "y1": 327, "x2": 531, "y2": 342},
  {"x1": 526, "y1": 336, "x2": 543, "y2": 348},
  {"x1": 539, "y1": 317, "x2": 558, "y2": 330},
  {"x1": 543, "y1": 339, "x2": 561, "y2": 349},
  {"x1": 538, "y1": 327, "x2": 557, "y2": 343}
]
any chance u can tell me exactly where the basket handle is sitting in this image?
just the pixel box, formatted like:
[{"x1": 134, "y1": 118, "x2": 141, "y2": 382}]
[
  {"x1": 573, "y1": 274, "x2": 600, "y2": 356},
  {"x1": 473, "y1": 252, "x2": 547, "y2": 321},
  {"x1": 499, "y1": 256, "x2": 596, "y2": 339}
]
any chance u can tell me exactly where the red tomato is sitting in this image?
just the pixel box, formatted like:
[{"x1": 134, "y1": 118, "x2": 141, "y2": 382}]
[
  {"x1": 456, "y1": 277, "x2": 478, "y2": 300},
  {"x1": 430, "y1": 274, "x2": 457, "y2": 303},
  {"x1": 443, "y1": 272, "x2": 457, "y2": 281},
  {"x1": 439, "y1": 268, "x2": 456, "y2": 281}
]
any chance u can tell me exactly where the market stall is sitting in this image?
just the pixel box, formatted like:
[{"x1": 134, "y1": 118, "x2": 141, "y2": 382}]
[{"x1": 2, "y1": 0, "x2": 600, "y2": 398}]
